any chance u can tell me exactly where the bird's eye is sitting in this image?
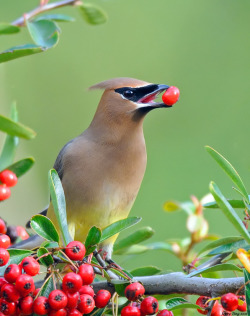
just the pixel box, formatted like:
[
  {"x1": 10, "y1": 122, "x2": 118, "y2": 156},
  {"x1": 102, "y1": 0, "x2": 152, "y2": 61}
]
[{"x1": 123, "y1": 90, "x2": 134, "y2": 99}]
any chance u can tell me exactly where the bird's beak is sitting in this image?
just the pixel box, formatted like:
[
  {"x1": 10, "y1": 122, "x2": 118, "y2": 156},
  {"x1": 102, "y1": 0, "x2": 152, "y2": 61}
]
[{"x1": 136, "y1": 84, "x2": 171, "y2": 109}]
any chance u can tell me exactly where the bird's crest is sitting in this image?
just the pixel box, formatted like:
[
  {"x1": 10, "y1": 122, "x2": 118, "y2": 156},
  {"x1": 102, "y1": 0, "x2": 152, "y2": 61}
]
[{"x1": 89, "y1": 77, "x2": 149, "y2": 91}]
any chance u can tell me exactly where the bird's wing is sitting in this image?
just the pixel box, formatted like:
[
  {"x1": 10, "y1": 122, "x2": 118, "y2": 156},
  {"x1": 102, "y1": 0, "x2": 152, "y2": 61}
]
[{"x1": 53, "y1": 139, "x2": 74, "y2": 180}]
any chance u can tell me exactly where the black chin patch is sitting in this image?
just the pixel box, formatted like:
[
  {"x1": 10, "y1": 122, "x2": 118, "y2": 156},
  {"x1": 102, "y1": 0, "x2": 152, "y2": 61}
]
[{"x1": 115, "y1": 84, "x2": 159, "y2": 102}]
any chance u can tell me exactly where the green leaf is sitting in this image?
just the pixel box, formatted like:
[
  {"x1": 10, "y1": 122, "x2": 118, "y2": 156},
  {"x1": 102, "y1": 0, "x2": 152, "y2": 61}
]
[
  {"x1": 166, "y1": 297, "x2": 201, "y2": 311},
  {"x1": 146, "y1": 241, "x2": 175, "y2": 252},
  {"x1": 2, "y1": 157, "x2": 35, "y2": 177},
  {"x1": 203, "y1": 199, "x2": 246, "y2": 209},
  {"x1": 100, "y1": 217, "x2": 141, "y2": 243},
  {"x1": 37, "y1": 247, "x2": 54, "y2": 266},
  {"x1": 208, "y1": 239, "x2": 248, "y2": 256},
  {"x1": 209, "y1": 182, "x2": 250, "y2": 243},
  {"x1": 85, "y1": 226, "x2": 102, "y2": 255},
  {"x1": 188, "y1": 263, "x2": 242, "y2": 277},
  {"x1": 30, "y1": 215, "x2": 59, "y2": 243},
  {"x1": 35, "y1": 14, "x2": 75, "y2": 22},
  {"x1": 41, "y1": 241, "x2": 59, "y2": 249},
  {"x1": 116, "y1": 244, "x2": 149, "y2": 255},
  {"x1": 244, "y1": 269, "x2": 250, "y2": 314},
  {"x1": 0, "y1": 23, "x2": 20, "y2": 35},
  {"x1": 206, "y1": 146, "x2": 249, "y2": 203},
  {"x1": 78, "y1": 3, "x2": 107, "y2": 25},
  {"x1": 114, "y1": 227, "x2": 154, "y2": 252},
  {"x1": 0, "y1": 103, "x2": 19, "y2": 170},
  {"x1": 130, "y1": 266, "x2": 162, "y2": 276},
  {"x1": 0, "y1": 249, "x2": 32, "y2": 276},
  {"x1": 27, "y1": 20, "x2": 59, "y2": 48},
  {"x1": 198, "y1": 236, "x2": 245, "y2": 256},
  {"x1": 0, "y1": 44, "x2": 45, "y2": 64},
  {"x1": 48, "y1": 169, "x2": 72, "y2": 246},
  {"x1": 0, "y1": 114, "x2": 36, "y2": 139},
  {"x1": 87, "y1": 308, "x2": 106, "y2": 316},
  {"x1": 163, "y1": 200, "x2": 195, "y2": 215},
  {"x1": 39, "y1": 275, "x2": 55, "y2": 297}
]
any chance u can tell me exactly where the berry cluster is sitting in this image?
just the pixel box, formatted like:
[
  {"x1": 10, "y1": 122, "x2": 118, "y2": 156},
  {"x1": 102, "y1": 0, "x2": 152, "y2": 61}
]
[
  {"x1": 0, "y1": 170, "x2": 18, "y2": 202},
  {"x1": 196, "y1": 293, "x2": 246, "y2": 315}
]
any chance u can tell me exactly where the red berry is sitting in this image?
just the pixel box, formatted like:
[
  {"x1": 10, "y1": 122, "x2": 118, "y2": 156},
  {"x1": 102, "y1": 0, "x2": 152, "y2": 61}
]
[
  {"x1": 67, "y1": 309, "x2": 82, "y2": 316},
  {"x1": 125, "y1": 282, "x2": 145, "y2": 301},
  {"x1": 0, "y1": 299, "x2": 16, "y2": 315},
  {"x1": 0, "y1": 220, "x2": 7, "y2": 234},
  {"x1": 62, "y1": 272, "x2": 82, "y2": 294},
  {"x1": 66, "y1": 291, "x2": 80, "y2": 309},
  {"x1": 211, "y1": 303, "x2": 226, "y2": 316},
  {"x1": 48, "y1": 308, "x2": 67, "y2": 316},
  {"x1": 79, "y1": 285, "x2": 94, "y2": 297},
  {"x1": 21, "y1": 256, "x2": 40, "y2": 276},
  {"x1": 1, "y1": 283, "x2": 20, "y2": 302},
  {"x1": 0, "y1": 278, "x2": 7, "y2": 290},
  {"x1": 33, "y1": 296, "x2": 50, "y2": 315},
  {"x1": 162, "y1": 86, "x2": 180, "y2": 106},
  {"x1": 221, "y1": 293, "x2": 238, "y2": 312},
  {"x1": 65, "y1": 241, "x2": 86, "y2": 261},
  {"x1": 141, "y1": 297, "x2": 159, "y2": 315},
  {"x1": 0, "y1": 186, "x2": 11, "y2": 202},
  {"x1": 0, "y1": 170, "x2": 18, "y2": 187},
  {"x1": 19, "y1": 295, "x2": 34, "y2": 315},
  {"x1": 78, "y1": 264, "x2": 95, "y2": 285},
  {"x1": 4, "y1": 263, "x2": 21, "y2": 283},
  {"x1": 237, "y1": 295, "x2": 246, "y2": 312},
  {"x1": 95, "y1": 289, "x2": 111, "y2": 308},
  {"x1": 121, "y1": 305, "x2": 141, "y2": 316},
  {"x1": 78, "y1": 294, "x2": 95, "y2": 314},
  {"x1": 0, "y1": 248, "x2": 9, "y2": 266},
  {"x1": 196, "y1": 296, "x2": 210, "y2": 314},
  {"x1": 16, "y1": 226, "x2": 29, "y2": 240},
  {"x1": 48, "y1": 290, "x2": 68, "y2": 310},
  {"x1": 0, "y1": 235, "x2": 10, "y2": 250},
  {"x1": 15, "y1": 274, "x2": 35, "y2": 297},
  {"x1": 157, "y1": 310, "x2": 174, "y2": 316}
]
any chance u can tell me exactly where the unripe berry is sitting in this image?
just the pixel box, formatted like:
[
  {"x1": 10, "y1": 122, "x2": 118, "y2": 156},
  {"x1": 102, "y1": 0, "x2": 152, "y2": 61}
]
[
  {"x1": 48, "y1": 290, "x2": 68, "y2": 310},
  {"x1": 15, "y1": 274, "x2": 35, "y2": 297},
  {"x1": 78, "y1": 264, "x2": 95, "y2": 285},
  {"x1": 19, "y1": 295, "x2": 34, "y2": 315},
  {"x1": 0, "y1": 185, "x2": 11, "y2": 202},
  {"x1": 65, "y1": 241, "x2": 86, "y2": 261},
  {"x1": 4, "y1": 264, "x2": 21, "y2": 283},
  {"x1": 221, "y1": 293, "x2": 238, "y2": 312},
  {"x1": 157, "y1": 310, "x2": 174, "y2": 316},
  {"x1": 62, "y1": 272, "x2": 82, "y2": 294},
  {"x1": 162, "y1": 86, "x2": 180, "y2": 106},
  {"x1": 237, "y1": 295, "x2": 246, "y2": 312},
  {"x1": 33, "y1": 296, "x2": 50, "y2": 315},
  {"x1": 0, "y1": 235, "x2": 10, "y2": 249},
  {"x1": 78, "y1": 294, "x2": 95, "y2": 314},
  {"x1": 121, "y1": 305, "x2": 141, "y2": 316},
  {"x1": 0, "y1": 170, "x2": 18, "y2": 187},
  {"x1": 140, "y1": 296, "x2": 159, "y2": 315},
  {"x1": 0, "y1": 248, "x2": 9, "y2": 267},
  {"x1": 79, "y1": 285, "x2": 94, "y2": 297},
  {"x1": 21, "y1": 256, "x2": 40, "y2": 276},
  {"x1": 196, "y1": 296, "x2": 210, "y2": 314},
  {"x1": 1, "y1": 283, "x2": 20, "y2": 302},
  {"x1": 95, "y1": 289, "x2": 111, "y2": 308},
  {"x1": 125, "y1": 282, "x2": 145, "y2": 301}
]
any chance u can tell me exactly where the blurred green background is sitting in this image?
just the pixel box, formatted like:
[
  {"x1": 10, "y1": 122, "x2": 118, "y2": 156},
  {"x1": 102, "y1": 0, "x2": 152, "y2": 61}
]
[{"x1": 1, "y1": 0, "x2": 250, "y2": 272}]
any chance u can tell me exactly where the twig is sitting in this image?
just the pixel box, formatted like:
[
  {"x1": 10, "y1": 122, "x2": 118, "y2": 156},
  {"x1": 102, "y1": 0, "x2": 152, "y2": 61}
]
[{"x1": 12, "y1": 0, "x2": 82, "y2": 27}]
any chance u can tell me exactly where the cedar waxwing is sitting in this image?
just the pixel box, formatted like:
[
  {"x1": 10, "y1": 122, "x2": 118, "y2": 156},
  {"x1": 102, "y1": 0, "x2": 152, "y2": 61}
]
[{"x1": 14, "y1": 78, "x2": 173, "y2": 259}]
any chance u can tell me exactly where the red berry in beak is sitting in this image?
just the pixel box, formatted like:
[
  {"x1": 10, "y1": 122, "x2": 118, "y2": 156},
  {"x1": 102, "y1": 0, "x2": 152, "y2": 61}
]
[{"x1": 162, "y1": 86, "x2": 180, "y2": 106}]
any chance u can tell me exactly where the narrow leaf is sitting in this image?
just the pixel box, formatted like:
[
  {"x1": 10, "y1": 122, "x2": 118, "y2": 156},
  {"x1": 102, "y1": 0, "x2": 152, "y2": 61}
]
[
  {"x1": 39, "y1": 275, "x2": 55, "y2": 297},
  {"x1": 244, "y1": 269, "x2": 250, "y2": 314},
  {"x1": 100, "y1": 217, "x2": 141, "y2": 243},
  {"x1": 0, "y1": 103, "x2": 19, "y2": 170},
  {"x1": 40, "y1": 241, "x2": 59, "y2": 249},
  {"x1": 114, "y1": 226, "x2": 154, "y2": 252},
  {"x1": 0, "y1": 23, "x2": 20, "y2": 35},
  {"x1": 163, "y1": 201, "x2": 194, "y2": 215},
  {"x1": 0, "y1": 44, "x2": 45, "y2": 64},
  {"x1": 85, "y1": 226, "x2": 102, "y2": 255},
  {"x1": 209, "y1": 182, "x2": 250, "y2": 243},
  {"x1": 27, "y1": 20, "x2": 59, "y2": 48},
  {"x1": 30, "y1": 215, "x2": 59, "y2": 243},
  {"x1": 78, "y1": 3, "x2": 107, "y2": 25},
  {"x1": 166, "y1": 297, "x2": 201, "y2": 311},
  {"x1": 203, "y1": 199, "x2": 246, "y2": 209},
  {"x1": 37, "y1": 247, "x2": 54, "y2": 266},
  {"x1": 0, "y1": 249, "x2": 32, "y2": 276},
  {"x1": 115, "y1": 244, "x2": 148, "y2": 255},
  {"x1": 35, "y1": 14, "x2": 75, "y2": 22},
  {"x1": 3, "y1": 157, "x2": 35, "y2": 177},
  {"x1": 0, "y1": 114, "x2": 36, "y2": 139},
  {"x1": 206, "y1": 146, "x2": 249, "y2": 203},
  {"x1": 198, "y1": 236, "x2": 245, "y2": 256},
  {"x1": 208, "y1": 239, "x2": 248, "y2": 256},
  {"x1": 130, "y1": 266, "x2": 162, "y2": 276},
  {"x1": 188, "y1": 263, "x2": 242, "y2": 277},
  {"x1": 48, "y1": 169, "x2": 72, "y2": 246}
]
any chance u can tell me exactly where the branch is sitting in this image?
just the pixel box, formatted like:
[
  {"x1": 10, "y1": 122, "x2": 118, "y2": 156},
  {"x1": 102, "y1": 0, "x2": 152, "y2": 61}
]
[
  {"x1": 12, "y1": 0, "x2": 82, "y2": 27},
  {"x1": 92, "y1": 272, "x2": 245, "y2": 296}
]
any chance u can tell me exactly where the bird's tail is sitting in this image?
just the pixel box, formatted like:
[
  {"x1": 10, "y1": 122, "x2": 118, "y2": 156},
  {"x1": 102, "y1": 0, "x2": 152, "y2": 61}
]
[{"x1": 8, "y1": 234, "x2": 44, "y2": 250}]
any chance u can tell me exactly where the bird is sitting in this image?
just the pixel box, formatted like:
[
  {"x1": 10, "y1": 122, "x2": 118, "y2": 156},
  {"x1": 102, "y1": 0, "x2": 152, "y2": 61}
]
[{"x1": 13, "y1": 77, "x2": 173, "y2": 260}]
